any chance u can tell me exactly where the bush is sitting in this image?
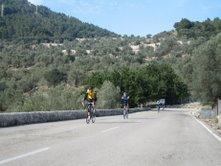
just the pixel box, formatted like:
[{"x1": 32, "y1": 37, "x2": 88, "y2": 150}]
[
  {"x1": 18, "y1": 86, "x2": 84, "y2": 112},
  {"x1": 97, "y1": 81, "x2": 120, "y2": 109},
  {"x1": 44, "y1": 69, "x2": 67, "y2": 87}
]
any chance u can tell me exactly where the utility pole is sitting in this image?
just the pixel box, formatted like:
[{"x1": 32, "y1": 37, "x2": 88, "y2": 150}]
[{"x1": 1, "y1": 3, "x2": 4, "y2": 17}]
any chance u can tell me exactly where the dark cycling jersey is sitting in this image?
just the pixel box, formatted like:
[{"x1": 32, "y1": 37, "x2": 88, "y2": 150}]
[{"x1": 121, "y1": 95, "x2": 129, "y2": 105}]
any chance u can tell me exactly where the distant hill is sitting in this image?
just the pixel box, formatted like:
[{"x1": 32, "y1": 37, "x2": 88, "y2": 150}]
[{"x1": 0, "y1": 0, "x2": 117, "y2": 42}]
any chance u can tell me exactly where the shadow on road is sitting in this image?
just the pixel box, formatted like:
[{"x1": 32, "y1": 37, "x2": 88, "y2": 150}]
[
  {"x1": 96, "y1": 121, "x2": 141, "y2": 124},
  {"x1": 129, "y1": 117, "x2": 158, "y2": 120}
]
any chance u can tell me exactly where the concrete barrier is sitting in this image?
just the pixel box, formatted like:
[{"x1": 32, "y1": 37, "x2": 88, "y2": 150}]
[{"x1": 0, "y1": 108, "x2": 147, "y2": 127}]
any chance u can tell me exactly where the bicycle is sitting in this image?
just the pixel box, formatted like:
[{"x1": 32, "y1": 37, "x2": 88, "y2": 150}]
[
  {"x1": 123, "y1": 105, "x2": 129, "y2": 119},
  {"x1": 86, "y1": 102, "x2": 96, "y2": 124},
  {"x1": 157, "y1": 105, "x2": 160, "y2": 114}
]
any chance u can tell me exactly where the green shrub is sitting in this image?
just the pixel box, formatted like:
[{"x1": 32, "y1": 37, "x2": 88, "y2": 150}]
[
  {"x1": 44, "y1": 69, "x2": 67, "y2": 87},
  {"x1": 97, "y1": 81, "x2": 120, "y2": 109}
]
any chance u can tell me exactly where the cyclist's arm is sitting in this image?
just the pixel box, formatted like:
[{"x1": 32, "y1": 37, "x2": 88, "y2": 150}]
[
  {"x1": 121, "y1": 96, "x2": 125, "y2": 102},
  {"x1": 82, "y1": 93, "x2": 88, "y2": 106},
  {"x1": 93, "y1": 92, "x2": 97, "y2": 105},
  {"x1": 94, "y1": 92, "x2": 97, "y2": 102}
]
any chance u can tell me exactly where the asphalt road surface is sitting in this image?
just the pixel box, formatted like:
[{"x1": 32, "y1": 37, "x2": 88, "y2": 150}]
[{"x1": 0, "y1": 110, "x2": 221, "y2": 166}]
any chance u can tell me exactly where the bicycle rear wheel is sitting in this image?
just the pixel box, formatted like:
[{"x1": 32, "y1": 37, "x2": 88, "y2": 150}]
[
  {"x1": 86, "y1": 104, "x2": 92, "y2": 124},
  {"x1": 88, "y1": 104, "x2": 95, "y2": 123},
  {"x1": 86, "y1": 114, "x2": 90, "y2": 124},
  {"x1": 123, "y1": 109, "x2": 126, "y2": 119},
  {"x1": 91, "y1": 115, "x2": 96, "y2": 123},
  {"x1": 126, "y1": 110, "x2": 129, "y2": 119}
]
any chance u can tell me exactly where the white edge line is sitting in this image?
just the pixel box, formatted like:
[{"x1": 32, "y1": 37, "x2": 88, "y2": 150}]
[
  {"x1": 193, "y1": 116, "x2": 221, "y2": 142},
  {"x1": 101, "y1": 127, "x2": 119, "y2": 133},
  {"x1": 0, "y1": 147, "x2": 50, "y2": 165}
]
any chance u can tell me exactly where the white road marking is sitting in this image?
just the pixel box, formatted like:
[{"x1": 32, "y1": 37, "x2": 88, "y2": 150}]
[
  {"x1": 0, "y1": 147, "x2": 50, "y2": 165},
  {"x1": 101, "y1": 127, "x2": 119, "y2": 133},
  {"x1": 193, "y1": 117, "x2": 221, "y2": 142}
]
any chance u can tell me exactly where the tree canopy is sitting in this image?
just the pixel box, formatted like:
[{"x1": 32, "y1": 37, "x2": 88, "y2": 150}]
[{"x1": 191, "y1": 34, "x2": 221, "y2": 104}]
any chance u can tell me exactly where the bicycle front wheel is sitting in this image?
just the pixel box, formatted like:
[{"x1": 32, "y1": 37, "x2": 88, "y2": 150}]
[
  {"x1": 123, "y1": 109, "x2": 126, "y2": 119},
  {"x1": 91, "y1": 115, "x2": 96, "y2": 123},
  {"x1": 86, "y1": 111, "x2": 90, "y2": 124},
  {"x1": 86, "y1": 115, "x2": 90, "y2": 124},
  {"x1": 91, "y1": 110, "x2": 96, "y2": 123}
]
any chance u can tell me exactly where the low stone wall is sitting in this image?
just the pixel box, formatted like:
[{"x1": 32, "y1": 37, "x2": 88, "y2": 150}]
[
  {"x1": 198, "y1": 108, "x2": 217, "y2": 119},
  {"x1": 218, "y1": 116, "x2": 221, "y2": 129},
  {"x1": 218, "y1": 99, "x2": 221, "y2": 115},
  {"x1": 0, "y1": 108, "x2": 147, "y2": 127}
]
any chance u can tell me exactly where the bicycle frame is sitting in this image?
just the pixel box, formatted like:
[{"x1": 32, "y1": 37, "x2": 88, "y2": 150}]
[
  {"x1": 86, "y1": 102, "x2": 95, "y2": 124},
  {"x1": 123, "y1": 105, "x2": 129, "y2": 119}
]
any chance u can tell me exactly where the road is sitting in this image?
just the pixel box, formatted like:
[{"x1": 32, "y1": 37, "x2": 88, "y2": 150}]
[{"x1": 0, "y1": 110, "x2": 221, "y2": 166}]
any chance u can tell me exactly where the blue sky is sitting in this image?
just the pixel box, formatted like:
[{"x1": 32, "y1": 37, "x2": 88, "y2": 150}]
[{"x1": 28, "y1": 0, "x2": 221, "y2": 36}]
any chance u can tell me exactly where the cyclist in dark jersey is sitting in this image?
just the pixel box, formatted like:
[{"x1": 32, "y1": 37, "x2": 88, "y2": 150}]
[
  {"x1": 121, "y1": 92, "x2": 129, "y2": 107},
  {"x1": 121, "y1": 92, "x2": 129, "y2": 118}
]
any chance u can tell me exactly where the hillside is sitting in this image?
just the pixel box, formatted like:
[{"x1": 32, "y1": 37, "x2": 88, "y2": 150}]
[
  {"x1": 154, "y1": 18, "x2": 221, "y2": 105},
  {"x1": 0, "y1": 15, "x2": 221, "y2": 111},
  {"x1": 0, "y1": 0, "x2": 117, "y2": 42}
]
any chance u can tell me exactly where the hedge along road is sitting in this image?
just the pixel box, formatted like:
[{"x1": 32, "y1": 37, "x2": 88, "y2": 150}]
[{"x1": 0, "y1": 110, "x2": 221, "y2": 166}]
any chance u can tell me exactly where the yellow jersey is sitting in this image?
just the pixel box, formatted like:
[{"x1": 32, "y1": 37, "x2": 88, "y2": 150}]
[{"x1": 85, "y1": 89, "x2": 97, "y2": 102}]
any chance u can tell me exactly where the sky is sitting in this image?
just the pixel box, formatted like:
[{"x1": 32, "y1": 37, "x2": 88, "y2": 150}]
[{"x1": 28, "y1": 0, "x2": 221, "y2": 36}]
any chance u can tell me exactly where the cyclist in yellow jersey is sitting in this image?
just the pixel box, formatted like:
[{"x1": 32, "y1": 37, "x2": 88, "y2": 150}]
[{"x1": 82, "y1": 86, "x2": 97, "y2": 115}]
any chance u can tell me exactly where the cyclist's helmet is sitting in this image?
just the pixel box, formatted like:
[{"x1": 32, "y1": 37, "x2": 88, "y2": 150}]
[{"x1": 88, "y1": 86, "x2": 93, "y2": 90}]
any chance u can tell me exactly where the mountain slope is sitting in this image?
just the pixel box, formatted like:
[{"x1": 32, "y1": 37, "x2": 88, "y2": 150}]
[{"x1": 0, "y1": 0, "x2": 117, "y2": 42}]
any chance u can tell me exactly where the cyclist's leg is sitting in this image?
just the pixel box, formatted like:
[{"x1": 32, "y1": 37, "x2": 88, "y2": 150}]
[
  {"x1": 89, "y1": 102, "x2": 93, "y2": 118},
  {"x1": 85, "y1": 101, "x2": 91, "y2": 124},
  {"x1": 88, "y1": 102, "x2": 92, "y2": 118},
  {"x1": 91, "y1": 102, "x2": 95, "y2": 114},
  {"x1": 86, "y1": 101, "x2": 91, "y2": 118},
  {"x1": 90, "y1": 103, "x2": 94, "y2": 118},
  {"x1": 126, "y1": 104, "x2": 129, "y2": 118},
  {"x1": 123, "y1": 105, "x2": 126, "y2": 118},
  {"x1": 91, "y1": 102, "x2": 96, "y2": 123}
]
